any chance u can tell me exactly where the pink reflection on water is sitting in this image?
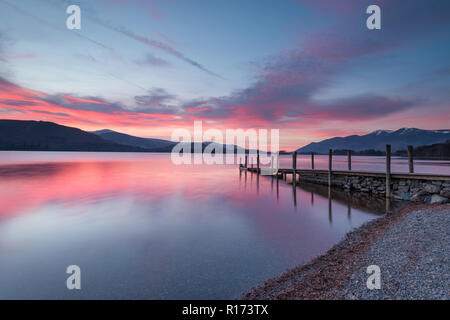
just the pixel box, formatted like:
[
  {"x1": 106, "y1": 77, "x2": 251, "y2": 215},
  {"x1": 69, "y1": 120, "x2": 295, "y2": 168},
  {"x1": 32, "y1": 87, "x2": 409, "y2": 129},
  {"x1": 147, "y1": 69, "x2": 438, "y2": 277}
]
[
  {"x1": 0, "y1": 155, "x2": 232, "y2": 218},
  {"x1": 2, "y1": 152, "x2": 448, "y2": 219},
  {"x1": 0, "y1": 151, "x2": 391, "y2": 298}
]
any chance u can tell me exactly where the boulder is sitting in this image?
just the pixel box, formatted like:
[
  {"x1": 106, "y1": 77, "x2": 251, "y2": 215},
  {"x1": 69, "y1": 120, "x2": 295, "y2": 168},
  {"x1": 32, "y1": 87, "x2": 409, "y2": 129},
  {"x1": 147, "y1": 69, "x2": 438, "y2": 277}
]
[
  {"x1": 424, "y1": 184, "x2": 441, "y2": 194},
  {"x1": 393, "y1": 192, "x2": 410, "y2": 201},
  {"x1": 430, "y1": 194, "x2": 449, "y2": 204},
  {"x1": 411, "y1": 190, "x2": 427, "y2": 202},
  {"x1": 440, "y1": 188, "x2": 450, "y2": 198}
]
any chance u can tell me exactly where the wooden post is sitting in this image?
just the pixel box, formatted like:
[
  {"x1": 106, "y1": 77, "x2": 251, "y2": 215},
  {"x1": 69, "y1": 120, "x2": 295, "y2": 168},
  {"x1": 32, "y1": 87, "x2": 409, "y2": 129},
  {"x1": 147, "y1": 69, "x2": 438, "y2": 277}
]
[
  {"x1": 292, "y1": 151, "x2": 297, "y2": 185},
  {"x1": 257, "y1": 153, "x2": 260, "y2": 174},
  {"x1": 347, "y1": 150, "x2": 352, "y2": 171},
  {"x1": 256, "y1": 170, "x2": 259, "y2": 193},
  {"x1": 328, "y1": 149, "x2": 332, "y2": 186},
  {"x1": 292, "y1": 182, "x2": 297, "y2": 208},
  {"x1": 311, "y1": 152, "x2": 315, "y2": 170},
  {"x1": 408, "y1": 145, "x2": 414, "y2": 173},
  {"x1": 386, "y1": 144, "x2": 391, "y2": 201},
  {"x1": 245, "y1": 155, "x2": 248, "y2": 168},
  {"x1": 328, "y1": 186, "x2": 332, "y2": 223}
]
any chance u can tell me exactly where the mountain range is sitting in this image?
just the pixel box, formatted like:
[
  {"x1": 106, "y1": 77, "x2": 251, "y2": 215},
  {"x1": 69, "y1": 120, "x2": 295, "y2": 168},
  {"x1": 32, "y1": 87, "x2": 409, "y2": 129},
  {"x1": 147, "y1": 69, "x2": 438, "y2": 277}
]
[
  {"x1": 296, "y1": 128, "x2": 450, "y2": 153},
  {"x1": 0, "y1": 120, "x2": 245, "y2": 153},
  {"x1": 92, "y1": 129, "x2": 177, "y2": 152},
  {"x1": 1, "y1": 120, "x2": 449, "y2": 156},
  {"x1": 0, "y1": 120, "x2": 145, "y2": 152}
]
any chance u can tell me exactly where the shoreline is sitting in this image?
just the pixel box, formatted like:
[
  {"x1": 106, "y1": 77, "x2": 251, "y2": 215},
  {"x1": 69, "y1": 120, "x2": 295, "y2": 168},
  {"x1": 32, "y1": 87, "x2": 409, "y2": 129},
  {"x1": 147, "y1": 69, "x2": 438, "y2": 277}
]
[{"x1": 244, "y1": 202, "x2": 449, "y2": 300}]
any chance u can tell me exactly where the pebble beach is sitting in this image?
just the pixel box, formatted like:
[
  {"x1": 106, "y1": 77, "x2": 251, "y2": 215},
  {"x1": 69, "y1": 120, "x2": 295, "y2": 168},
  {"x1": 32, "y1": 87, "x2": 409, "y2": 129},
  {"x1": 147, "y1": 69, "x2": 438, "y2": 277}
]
[{"x1": 244, "y1": 203, "x2": 449, "y2": 300}]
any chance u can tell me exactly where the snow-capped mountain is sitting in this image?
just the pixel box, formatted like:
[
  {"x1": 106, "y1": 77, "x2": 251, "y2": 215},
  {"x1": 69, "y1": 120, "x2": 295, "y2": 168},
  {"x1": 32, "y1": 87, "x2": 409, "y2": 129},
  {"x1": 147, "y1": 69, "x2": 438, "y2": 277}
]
[{"x1": 296, "y1": 128, "x2": 450, "y2": 153}]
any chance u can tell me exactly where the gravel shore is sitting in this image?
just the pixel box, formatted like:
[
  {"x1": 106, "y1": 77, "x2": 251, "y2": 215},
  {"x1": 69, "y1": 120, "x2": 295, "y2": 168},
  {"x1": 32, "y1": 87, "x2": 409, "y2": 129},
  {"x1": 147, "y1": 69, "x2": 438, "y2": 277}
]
[{"x1": 244, "y1": 203, "x2": 449, "y2": 300}]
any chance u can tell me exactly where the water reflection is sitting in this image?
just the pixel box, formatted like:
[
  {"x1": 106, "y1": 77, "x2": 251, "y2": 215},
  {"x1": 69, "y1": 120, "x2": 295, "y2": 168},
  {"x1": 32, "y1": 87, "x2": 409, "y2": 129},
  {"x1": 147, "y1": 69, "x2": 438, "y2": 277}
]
[
  {"x1": 328, "y1": 186, "x2": 333, "y2": 224},
  {"x1": 0, "y1": 152, "x2": 389, "y2": 299},
  {"x1": 292, "y1": 184, "x2": 297, "y2": 209}
]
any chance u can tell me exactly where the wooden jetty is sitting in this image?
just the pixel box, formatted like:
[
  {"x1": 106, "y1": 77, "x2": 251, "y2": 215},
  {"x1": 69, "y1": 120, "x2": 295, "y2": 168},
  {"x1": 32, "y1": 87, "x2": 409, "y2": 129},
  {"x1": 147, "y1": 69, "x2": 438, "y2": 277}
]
[{"x1": 239, "y1": 145, "x2": 450, "y2": 205}]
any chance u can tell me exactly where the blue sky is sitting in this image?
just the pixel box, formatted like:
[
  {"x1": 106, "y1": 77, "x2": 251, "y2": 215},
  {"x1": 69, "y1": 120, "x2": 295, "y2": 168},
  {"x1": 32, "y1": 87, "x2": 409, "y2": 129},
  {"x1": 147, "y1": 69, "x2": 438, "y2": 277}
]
[{"x1": 2, "y1": 0, "x2": 303, "y2": 100}]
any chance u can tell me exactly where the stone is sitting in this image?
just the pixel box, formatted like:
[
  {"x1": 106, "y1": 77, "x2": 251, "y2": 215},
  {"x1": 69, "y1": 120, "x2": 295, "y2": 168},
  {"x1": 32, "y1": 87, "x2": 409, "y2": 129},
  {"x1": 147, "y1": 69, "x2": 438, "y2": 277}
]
[
  {"x1": 430, "y1": 194, "x2": 449, "y2": 204},
  {"x1": 440, "y1": 189, "x2": 450, "y2": 198},
  {"x1": 394, "y1": 191, "x2": 411, "y2": 201},
  {"x1": 411, "y1": 190, "x2": 427, "y2": 202},
  {"x1": 410, "y1": 180, "x2": 419, "y2": 187},
  {"x1": 424, "y1": 184, "x2": 441, "y2": 194}
]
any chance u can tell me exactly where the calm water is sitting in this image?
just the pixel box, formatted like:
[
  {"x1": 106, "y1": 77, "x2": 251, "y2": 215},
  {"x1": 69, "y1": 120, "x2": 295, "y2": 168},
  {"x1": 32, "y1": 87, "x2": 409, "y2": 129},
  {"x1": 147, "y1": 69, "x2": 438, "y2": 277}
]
[{"x1": 0, "y1": 152, "x2": 448, "y2": 299}]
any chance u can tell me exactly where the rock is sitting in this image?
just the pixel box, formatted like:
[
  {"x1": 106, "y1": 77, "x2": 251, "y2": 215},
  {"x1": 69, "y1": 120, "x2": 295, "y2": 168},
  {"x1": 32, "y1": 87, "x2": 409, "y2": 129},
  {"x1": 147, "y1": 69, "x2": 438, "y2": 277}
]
[
  {"x1": 411, "y1": 190, "x2": 427, "y2": 202},
  {"x1": 394, "y1": 192, "x2": 410, "y2": 201},
  {"x1": 430, "y1": 194, "x2": 449, "y2": 204},
  {"x1": 440, "y1": 188, "x2": 450, "y2": 198},
  {"x1": 424, "y1": 184, "x2": 441, "y2": 194}
]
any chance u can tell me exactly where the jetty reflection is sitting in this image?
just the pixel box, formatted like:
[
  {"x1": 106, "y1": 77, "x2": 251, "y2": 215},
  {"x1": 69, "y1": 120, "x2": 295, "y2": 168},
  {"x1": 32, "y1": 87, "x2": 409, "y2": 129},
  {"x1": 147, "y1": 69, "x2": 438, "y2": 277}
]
[{"x1": 239, "y1": 167, "x2": 400, "y2": 225}]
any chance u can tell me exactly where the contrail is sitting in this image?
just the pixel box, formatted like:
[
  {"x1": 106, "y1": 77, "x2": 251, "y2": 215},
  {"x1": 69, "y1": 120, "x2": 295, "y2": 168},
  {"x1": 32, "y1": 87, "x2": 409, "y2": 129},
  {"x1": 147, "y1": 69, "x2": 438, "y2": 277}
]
[
  {"x1": 34, "y1": 0, "x2": 224, "y2": 79},
  {"x1": 0, "y1": 0, "x2": 115, "y2": 53},
  {"x1": 93, "y1": 19, "x2": 225, "y2": 80}
]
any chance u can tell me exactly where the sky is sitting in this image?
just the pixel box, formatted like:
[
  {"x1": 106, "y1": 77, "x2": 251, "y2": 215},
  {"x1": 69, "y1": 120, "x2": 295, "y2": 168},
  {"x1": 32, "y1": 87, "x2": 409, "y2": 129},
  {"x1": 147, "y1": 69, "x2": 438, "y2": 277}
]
[{"x1": 0, "y1": 0, "x2": 449, "y2": 150}]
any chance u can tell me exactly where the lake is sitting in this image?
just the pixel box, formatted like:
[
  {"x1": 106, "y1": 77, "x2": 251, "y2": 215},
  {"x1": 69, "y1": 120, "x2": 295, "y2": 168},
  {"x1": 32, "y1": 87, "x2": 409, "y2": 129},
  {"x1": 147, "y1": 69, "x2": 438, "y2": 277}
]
[{"x1": 0, "y1": 151, "x2": 449, "y2": 299}]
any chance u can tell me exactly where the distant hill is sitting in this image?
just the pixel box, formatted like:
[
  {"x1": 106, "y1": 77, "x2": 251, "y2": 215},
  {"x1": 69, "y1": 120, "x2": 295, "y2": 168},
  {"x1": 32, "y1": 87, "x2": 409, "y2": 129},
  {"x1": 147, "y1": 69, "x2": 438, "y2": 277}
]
[
  {"x1": 332, "y1": 149, "x2": 386, "y2": 156},
  {"x1": 296, "y1": 128, "x2": 450, "y2": 154},
  {"x1": 92, "y1": 129, "x2": 177, "y2": 152},
  {"x1": 92, "y1": 129, "x2": 253, "y2": 154},
  {"x1": 0, "y1": 120, "x2": 250, "y2": 154},
  {"x1": 403, "y1": 140, "x2": 450, "y2": 159},
  {"x1": 0, "y1": 120, "x2": 146, "y2": 152}
]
